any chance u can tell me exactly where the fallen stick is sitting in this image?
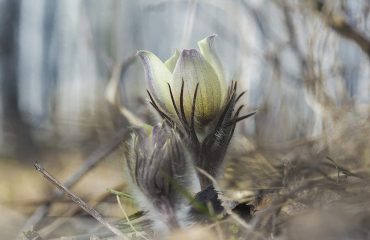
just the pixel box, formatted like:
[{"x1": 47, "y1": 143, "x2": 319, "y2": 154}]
[
  {"x1": 34, "y1": 162, "x2": 128, "y2": 239},
  {"x1": 22, "y1": 127, "x2": 127, "y2": 231}
]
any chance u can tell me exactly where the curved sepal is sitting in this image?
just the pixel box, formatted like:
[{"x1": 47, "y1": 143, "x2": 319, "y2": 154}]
[{"x1": 137, "y1": 50, "x2": 174, "y2": 115}]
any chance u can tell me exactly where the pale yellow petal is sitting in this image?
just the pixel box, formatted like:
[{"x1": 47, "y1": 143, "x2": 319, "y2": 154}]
[
  {"x1": 137, "y1": 50, "x2": 174, "y2": 114},
  {"x1": 198, "y1": 35, "x2": 226, "y2": 101},
  {"x1": 172, "y1": 49, "x2": 222, "y2": 125}
]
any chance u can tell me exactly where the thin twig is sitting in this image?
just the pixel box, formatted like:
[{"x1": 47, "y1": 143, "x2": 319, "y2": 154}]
[
  {"x1": 107, "y1": 188, "x2": 133, "y2": 199},
  {"x1": 116, "y1": 195, "x2": 150, "y2": 240},
  {"x1": 34, "y1": 162, "x2": 127, "y2": 239},
  {"x1": 105, "y1": 54, "x2": 150, "y2": 129},
  {"x1": 105, "y1": 55, "x2": 136, "y2": 105},
  {"x1": 22, "y1": 127, "x2": 128, "y2": 231},
  {"x1": 38, "y1": 183, "x2": 126, "y2": 238}
]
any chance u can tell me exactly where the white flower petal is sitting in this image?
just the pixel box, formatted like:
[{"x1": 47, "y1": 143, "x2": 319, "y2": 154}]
[
  {"x1": 198, "y1": 35, "x2": 226, "y2": 101},
  {"x1": 137, "y1": 50, "x2": 174, "y2": 114},
  {"x1": 172, "y1": 49, "x2": 222, "y2": 125},
  {"x1": 164, "y1": 49, "x2": 180, "y2": 73}
]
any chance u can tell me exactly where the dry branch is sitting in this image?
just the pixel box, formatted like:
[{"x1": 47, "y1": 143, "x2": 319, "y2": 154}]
[
  {"x1": 34, "y1": 162, "x2": 127, "y2": 239},
  {"x1": 22, "y1": 127, "x2": 128, "y2": 231}
]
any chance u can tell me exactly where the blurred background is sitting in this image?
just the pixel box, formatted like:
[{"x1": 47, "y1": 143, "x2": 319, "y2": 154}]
[{"x1": 0, "y1": 0, "x2": 370, "y2": 239}]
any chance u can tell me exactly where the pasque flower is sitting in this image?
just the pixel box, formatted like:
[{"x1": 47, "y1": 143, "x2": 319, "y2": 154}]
[
  {"x1": 126, "y1": 36, "x2": 256, "y2": 236},
  {"x1": 138, "y1": 35, "x2": 226, "y2": 127},
  {"x1": 138, "y1": 35, "x2": 255, "y2": 188}
]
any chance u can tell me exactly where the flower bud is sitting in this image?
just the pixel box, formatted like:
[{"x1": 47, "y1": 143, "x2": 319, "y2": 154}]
[
  {"x1": 125, "y1": 123, "x2": 200, "y2": 233},
  {"x1": 138, "y1": 35, "x2": 226, "y2": 127}
]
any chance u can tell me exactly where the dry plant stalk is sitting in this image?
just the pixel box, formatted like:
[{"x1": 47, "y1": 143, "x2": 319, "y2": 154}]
[{"x1": 33, "y1": 162, "x2": 127, "y2": 239}]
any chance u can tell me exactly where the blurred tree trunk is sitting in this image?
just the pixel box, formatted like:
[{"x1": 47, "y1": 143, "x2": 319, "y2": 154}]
[{"x1": 0, "y1": 0, "x2": 38, "y2": 161}]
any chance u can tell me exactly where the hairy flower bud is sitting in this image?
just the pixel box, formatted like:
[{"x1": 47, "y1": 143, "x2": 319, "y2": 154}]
[{"x1": 125, "y1": 123, "x2": 200, "y2": 233}]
